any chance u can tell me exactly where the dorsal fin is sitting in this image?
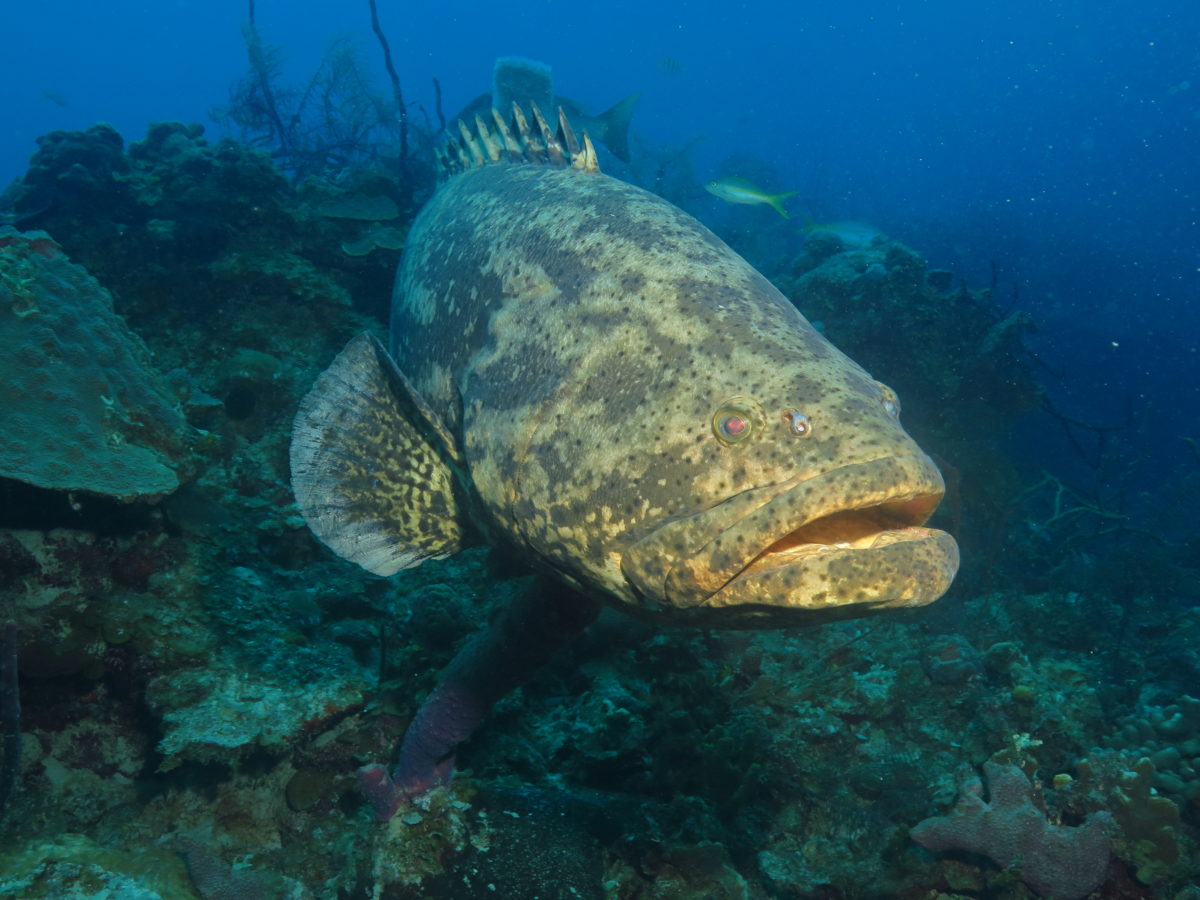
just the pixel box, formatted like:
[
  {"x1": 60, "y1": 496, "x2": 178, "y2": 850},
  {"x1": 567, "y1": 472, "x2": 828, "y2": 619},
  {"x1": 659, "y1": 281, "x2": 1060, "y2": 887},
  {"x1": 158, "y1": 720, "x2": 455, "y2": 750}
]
[
  {"x1": 454, "y1": 120, "x2": 479, "y2": 167},
  {"x1": 474, "y1": 114, "x2": 504, "y2": 162},
  {"x1": 490, "y1": 107, "x2": 523, "y2": 158},
  {"x1": 511, "y1": 103, "x2": 546, "y2": 163},
  {"x1": 438, "y1": 104, "x2": 601, "y2": 179}
]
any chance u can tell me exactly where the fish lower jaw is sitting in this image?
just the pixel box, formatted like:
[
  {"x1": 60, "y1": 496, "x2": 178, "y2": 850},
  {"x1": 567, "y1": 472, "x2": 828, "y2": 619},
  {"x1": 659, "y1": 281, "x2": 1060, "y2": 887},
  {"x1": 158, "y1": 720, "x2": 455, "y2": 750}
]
[
  {"x1": 697, "y1": 525, "x2": 959, "y2": 627},
  {"x1": 618, "y1": 458, "x2": 959, "y2": 626}
]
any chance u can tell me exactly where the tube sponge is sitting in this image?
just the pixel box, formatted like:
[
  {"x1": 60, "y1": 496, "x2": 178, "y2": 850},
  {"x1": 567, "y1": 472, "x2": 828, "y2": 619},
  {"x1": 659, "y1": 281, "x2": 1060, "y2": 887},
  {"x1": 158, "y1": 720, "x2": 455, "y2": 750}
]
[{"x1": 912, "y1": 762, "x2": 1112, "y2": 899}]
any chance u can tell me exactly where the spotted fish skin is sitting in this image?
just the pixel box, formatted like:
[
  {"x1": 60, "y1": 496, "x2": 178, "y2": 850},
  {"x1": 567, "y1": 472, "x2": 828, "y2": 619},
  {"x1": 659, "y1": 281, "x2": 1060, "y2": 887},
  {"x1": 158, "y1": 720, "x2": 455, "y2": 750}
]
[
  {"x1": 371, "y1": 151, "x2": 958, "y2": 626},
  {"x1": 290, "y1": 118, "x2": 959, "y2": 821}
]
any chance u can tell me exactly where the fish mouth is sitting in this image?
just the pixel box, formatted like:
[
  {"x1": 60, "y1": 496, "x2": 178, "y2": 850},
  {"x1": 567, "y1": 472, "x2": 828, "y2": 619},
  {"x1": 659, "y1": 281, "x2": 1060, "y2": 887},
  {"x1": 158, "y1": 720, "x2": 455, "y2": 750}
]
[
  {"x1": 621, "y1": 455, "x2": 959, "y2": 627},
  {"x1": 735, "y1": 498, "x2": 942, "y2": 573}
]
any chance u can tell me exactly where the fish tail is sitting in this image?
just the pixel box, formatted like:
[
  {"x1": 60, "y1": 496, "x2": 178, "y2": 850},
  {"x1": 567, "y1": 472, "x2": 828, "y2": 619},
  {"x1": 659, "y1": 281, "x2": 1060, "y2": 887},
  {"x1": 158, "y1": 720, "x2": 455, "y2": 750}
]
[
  {"x1": 766, "y1": 190, "x2": 799, "y2": 219},
  {"x1": 593, "y1": 92, "x2": 641, "y2": 163}
]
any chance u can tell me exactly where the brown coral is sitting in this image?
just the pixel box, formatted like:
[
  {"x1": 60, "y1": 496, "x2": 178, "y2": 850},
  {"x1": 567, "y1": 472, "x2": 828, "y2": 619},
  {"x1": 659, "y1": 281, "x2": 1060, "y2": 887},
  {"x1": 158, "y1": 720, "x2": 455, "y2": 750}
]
[{"x1": 0, "y1": 227, "x2": 187, "y2": 499}]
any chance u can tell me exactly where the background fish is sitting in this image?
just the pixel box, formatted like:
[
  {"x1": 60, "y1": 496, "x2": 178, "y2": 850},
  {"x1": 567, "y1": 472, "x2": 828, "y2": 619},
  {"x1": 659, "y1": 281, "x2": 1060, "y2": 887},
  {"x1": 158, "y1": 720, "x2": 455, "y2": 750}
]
[
  {"x1": 39, "y1": 88, "x2": 69, "y2": 107},
  {"x1": 452, "y1": 57, "x2": 641, "y2": 162},
  {"x1": 705, "y1": 175, "x2": 798, "y2": 217},
  {"x1": 802, "y1": 219, "x2": 886, "y2": 247}
]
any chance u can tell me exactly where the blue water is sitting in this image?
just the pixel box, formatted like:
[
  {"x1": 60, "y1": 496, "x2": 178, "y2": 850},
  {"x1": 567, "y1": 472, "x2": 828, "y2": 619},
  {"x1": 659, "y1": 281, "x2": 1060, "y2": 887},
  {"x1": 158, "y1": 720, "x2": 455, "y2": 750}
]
[{"x1": 7, "y1": 0, "x2": 1197, "y2": 489}]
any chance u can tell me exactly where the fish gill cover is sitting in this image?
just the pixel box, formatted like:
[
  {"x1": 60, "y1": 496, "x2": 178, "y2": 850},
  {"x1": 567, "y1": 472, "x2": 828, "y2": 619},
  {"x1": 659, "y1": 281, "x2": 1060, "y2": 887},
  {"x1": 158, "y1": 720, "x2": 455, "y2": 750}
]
[{"x1": 0, "y1": 2, "x2": 1198, "y2": 899}]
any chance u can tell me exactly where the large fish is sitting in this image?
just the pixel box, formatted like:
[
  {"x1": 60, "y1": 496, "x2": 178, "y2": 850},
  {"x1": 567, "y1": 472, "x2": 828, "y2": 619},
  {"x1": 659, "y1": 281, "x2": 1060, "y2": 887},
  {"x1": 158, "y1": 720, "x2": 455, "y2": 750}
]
[
  {"x1": 452, "y1": 56, "x2": 640, "y2": 162},
  {"x1": 291, "y1": 106, "x2": 959, "y2": 820}
]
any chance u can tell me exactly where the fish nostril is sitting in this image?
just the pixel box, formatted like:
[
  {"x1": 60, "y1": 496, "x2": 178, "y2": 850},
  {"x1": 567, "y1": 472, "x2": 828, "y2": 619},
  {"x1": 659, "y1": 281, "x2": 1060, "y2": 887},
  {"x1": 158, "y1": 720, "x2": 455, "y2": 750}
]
[{"x1": 782, "y1": 409, "x2": 812, "y2": 436}]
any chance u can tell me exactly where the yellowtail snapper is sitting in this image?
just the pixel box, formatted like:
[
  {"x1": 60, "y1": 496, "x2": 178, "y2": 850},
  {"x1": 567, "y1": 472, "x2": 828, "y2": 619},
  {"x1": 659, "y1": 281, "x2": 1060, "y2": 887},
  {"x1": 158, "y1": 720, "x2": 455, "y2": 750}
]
[{"x1": 704, "y1": 176, "x2": 798, "y2": 218}]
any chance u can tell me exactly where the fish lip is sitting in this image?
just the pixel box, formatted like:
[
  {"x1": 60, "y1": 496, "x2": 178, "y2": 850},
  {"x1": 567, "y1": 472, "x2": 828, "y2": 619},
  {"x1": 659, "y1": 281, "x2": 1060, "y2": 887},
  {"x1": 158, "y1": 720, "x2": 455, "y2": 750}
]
[{"x1": 621, "y1": 454, "x2": 958, "y2": 623}]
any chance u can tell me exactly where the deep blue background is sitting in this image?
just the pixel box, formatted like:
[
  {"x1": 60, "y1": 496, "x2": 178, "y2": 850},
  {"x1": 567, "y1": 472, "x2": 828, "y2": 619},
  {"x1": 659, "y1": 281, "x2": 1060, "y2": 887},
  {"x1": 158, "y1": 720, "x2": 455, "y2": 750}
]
[{"x1": 6, "y1": 0, "x2": 1198, "y2": 498}]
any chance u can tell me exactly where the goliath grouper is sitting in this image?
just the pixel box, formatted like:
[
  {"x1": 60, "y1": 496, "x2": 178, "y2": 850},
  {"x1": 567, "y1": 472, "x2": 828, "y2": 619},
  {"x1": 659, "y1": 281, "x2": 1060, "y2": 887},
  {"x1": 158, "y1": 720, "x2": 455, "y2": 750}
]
[{"x1": 291, "y1": 107, "x2": 959, "y2": 821}]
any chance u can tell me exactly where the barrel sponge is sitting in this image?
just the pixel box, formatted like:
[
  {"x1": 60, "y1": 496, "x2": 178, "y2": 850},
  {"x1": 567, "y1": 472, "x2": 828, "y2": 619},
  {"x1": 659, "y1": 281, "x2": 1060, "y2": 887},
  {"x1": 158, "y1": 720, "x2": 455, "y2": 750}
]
[{"x1": 0, "y1": 227, "x2": 186, "y2": 499}]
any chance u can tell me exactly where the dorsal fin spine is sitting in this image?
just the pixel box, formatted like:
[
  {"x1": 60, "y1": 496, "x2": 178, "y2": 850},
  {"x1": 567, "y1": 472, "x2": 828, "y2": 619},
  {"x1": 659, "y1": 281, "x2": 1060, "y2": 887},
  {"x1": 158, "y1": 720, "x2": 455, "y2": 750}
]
[
  {"x1": 458, "y1": 119, "x2": 486, "y2": 168},
  {"x1": 557, "y1": 109, "x2": 581, "y2": 156},
  {"x1": 490, "y1": 108, "x2": 522, "y2": 158},
  {"x1": 577, "y1": 133, "x2": 599, "y2": 173},
  {"x1": 451, "y1": 139, "x2": 470, "y2": 172},
  {"x1": 436, "y1": 105, "x2": 602, "y2": 180},
  {"x1": 531, "y1": 104, "x2": 565, "y2": 166},
  {"x1": 511, "y1": 103, "x2": 546, "y2": 163},
  {"x1": 474, "y1": 115, "x2": 503, "y2": 162}
]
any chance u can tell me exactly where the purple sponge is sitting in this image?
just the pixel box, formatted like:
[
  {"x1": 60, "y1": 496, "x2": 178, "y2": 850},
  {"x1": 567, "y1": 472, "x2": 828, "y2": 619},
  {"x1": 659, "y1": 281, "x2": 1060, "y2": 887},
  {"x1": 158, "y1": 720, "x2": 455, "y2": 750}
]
[{"x1": 912, "y1": 762, "x2": 1112, "y2": 900}]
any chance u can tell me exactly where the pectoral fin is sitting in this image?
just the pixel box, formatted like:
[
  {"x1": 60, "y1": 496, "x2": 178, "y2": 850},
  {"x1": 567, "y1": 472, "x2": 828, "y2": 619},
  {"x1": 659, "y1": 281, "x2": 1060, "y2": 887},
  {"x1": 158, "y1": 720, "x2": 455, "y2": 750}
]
[{"x1": 290, "y1": 332, "x2": 469, "y2": 575}]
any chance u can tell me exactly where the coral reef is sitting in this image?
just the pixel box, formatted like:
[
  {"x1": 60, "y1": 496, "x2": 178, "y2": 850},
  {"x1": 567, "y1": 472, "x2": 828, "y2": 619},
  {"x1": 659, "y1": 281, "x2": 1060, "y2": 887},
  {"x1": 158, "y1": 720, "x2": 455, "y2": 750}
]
[
  {"x1": 9, "y1": 121, "x2": 414, "y2": 331},
  {"x1": 0, "y1": 834, "x2": 196, "y2": 900},
  {"x1": 1104, "y1": 693, "x2": 1200, "y2": 805},
  {"x1": 0, "y1": 118, "x2": 1196, "y2": 898},
  {"x1": 358, "y1": 578, "x2": 601, "y2": 821}
]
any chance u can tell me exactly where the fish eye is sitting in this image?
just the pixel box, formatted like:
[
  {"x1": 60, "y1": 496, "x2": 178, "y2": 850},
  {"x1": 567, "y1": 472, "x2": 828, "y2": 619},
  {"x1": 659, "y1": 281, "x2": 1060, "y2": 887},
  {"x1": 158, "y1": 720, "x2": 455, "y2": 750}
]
[
  {"x1": 715, "y1": 412, "x2": 751, "y2": 442},
  {"x1": 712, "y1": 400, "x2": 757, "y2": 444},
  {"x1": 783, "y1": 409, "x2": 812, "y2": 436},
  {"x1": 878, "y1": 385, "x2": 901, "y2": 419}
]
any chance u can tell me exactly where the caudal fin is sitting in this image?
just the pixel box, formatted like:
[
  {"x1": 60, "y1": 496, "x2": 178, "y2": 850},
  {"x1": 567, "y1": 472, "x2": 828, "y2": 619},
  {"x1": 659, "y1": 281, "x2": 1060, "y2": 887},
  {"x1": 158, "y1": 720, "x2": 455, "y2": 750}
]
[
  {"x1": 593, "y1": 92, "x2": 642, "y2": 162},
  {"x1": 766, "y1": 190, "x2": 799, "y2": 219}
]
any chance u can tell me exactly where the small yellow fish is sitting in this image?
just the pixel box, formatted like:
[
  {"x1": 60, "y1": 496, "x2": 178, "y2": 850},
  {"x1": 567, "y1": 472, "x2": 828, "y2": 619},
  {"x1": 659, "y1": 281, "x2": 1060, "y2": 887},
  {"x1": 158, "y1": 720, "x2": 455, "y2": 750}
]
[{"x1": 704, "y1": 176, "x2": 797, "y2": 218}]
